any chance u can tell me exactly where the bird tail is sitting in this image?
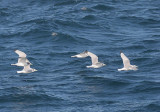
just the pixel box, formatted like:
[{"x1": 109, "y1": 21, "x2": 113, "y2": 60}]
[
  {"x1": 71, "y1": 55, "x2": 76, "y2": 57},
  {"x1": 130, "y1": 65, "x2": 138, "y2": 70},
  {"x1": 86, "y1": 65, "x2": 93, "y2": 68},
  {"x1": 118, "y1": 68, "x2": 122, "y2": 71},
  {"x1": 11, "y1": 64, "x2": 16, "y2": 66},
  {"x1": 118, "y1": 68, "x2": 126, "y2": 71},
  {"x1": 17, "y1": 71, "x2": 23, "y2": 73}
]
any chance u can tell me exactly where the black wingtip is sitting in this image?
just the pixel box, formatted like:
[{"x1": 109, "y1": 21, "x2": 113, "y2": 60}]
[
  {"x1": 84, "y1": 50, "x2": 88, "y2": 53},
  {"x1": 27, "y1": 62, "x2": 31, "y2": 65},
  {"x1": 120, "y1": 51, "x2": 122, "y2": 54}
]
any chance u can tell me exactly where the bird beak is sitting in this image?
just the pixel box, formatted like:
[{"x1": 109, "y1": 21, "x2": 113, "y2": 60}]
[{"x1": 34, "y1": 69, "x2": 38, "y2": 71}]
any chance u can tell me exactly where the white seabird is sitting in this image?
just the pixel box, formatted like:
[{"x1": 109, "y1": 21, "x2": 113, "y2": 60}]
[
  {"x1": 71, "y1": 50, "x2": 89, "y2": 58},
  {"x1": 81, "y1": 7, "x2": 87, "y2": 11},
  {"x1": 52, "y1": 32, "x2": 58, "y2": 36},
  {"x1": 86, "y1": 51, "x2": 106, "y2": 68},
  {"x1": 11, "y1": 50, "x2": 32, "y2": 66},
  {"x1": 17, "y1": 62, "x2": 37, "y2": 73},
  {"x1": 118, "y1": 51, "x2": 138, "y2": 71}
]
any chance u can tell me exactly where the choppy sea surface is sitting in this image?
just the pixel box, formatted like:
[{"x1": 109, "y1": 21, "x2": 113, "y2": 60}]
[{"x1": 0, "y1": 0, "x2": 160, "y2": 112}]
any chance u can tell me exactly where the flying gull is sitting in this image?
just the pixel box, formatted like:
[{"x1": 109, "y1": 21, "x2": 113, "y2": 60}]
[
  {"x1": 86, "y1": 51, "x2": 106, "y2": 68},
  {"x1": 118, "y1": 51, "x2": 138, "y2": 71},
  {"x1": 11, "y1": 50, "x2": 32, "y2": 66},
  {"x1": 17, "y1": 62, "x2": 37, "y2": 73}
]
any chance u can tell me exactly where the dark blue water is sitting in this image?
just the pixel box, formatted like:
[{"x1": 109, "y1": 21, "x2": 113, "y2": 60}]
[{"x1": 0, "y1": 0, "x2": 160, "y2": 112}]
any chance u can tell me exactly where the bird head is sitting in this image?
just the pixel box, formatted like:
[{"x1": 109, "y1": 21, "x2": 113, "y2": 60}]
[
  {"x1": 84, "y1": 50, "x2": 88, "y2": 53},
  {"x1": 33, "y1": 69, "x2": 38, "y2": 72},
  {"x1": 84, "y1": 50, "x2": 89, "y2": 56}
]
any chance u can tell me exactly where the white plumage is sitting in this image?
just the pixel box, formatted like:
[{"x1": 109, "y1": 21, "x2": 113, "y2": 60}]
[
  {"x1": 17, "y1": 62, "x2": 37, "y2": 73},
  {"x1": 11, "y1": 50, "x2": 32, "y2": 66},
  {"x1": 118, "y1": 52, "x2": 138, "y2": 71},
  {"x1": 71, "y1": 50, "x2": 89, "y2": 58},
  {"x1": 86, "y1": 51, "x2": 105, "y2": 68}
]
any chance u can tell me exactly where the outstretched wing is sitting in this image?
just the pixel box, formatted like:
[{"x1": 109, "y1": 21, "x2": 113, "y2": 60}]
[
  {"x1": 26, "y1": 59, "x2": 32, "y2": 65},
  {"x1": 18, "y1": 57, "x2": 27, "y2": 64},
  {"x1": 121, "y1": 52, "x2": 131, "y2": 68},
  {"x1": 23, "y1": 64, "x2": 31, "y2": 71},
  {"x1": 71, "y1": 50, "x2": 88, "y2": 58},
  {"x1": 15, "y1": 50, "x2": 27, "y2": 57},
  {"x1": 87, "y1": 52, "x2": 98, "y2": 65}
]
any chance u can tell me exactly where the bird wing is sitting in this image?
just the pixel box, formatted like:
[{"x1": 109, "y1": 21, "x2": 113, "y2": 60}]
[
  {"x1": 23, "y1": 64, "x2": 31, "y2": 71},
  {"x1": 26, "y1": 59, "x2": 32, "y2": 65},
  {"x1": 87, "y1": 52, "x2": 98, "y2": 65},
  {"x1": 18, "y1": 57, "x2": 27, "y2": 64},
  {"x1": 15, "y1": 50, "x2": 27, "y2": 57},
  {"x1": 121, "y1": 53, "x2": 131, "y2": 68},
  {"x1": 71, "y1": 51, "x2": 88, "y2": 58}
]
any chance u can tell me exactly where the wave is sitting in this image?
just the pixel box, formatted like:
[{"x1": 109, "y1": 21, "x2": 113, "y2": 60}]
[
  {"x1": 92, "y1": 4, "x2": 115, "y2": 11},
  {"x1": 81, "y1": 15, "x2": 97, "y2": 21},
  {"x1": 51, "y1": 32, "x2": 95, "y2": 45},
  {"x1": 118, "y1": 15, "x2": 160, "y2": 26},
  {"x1": 142, "y1": 39, "x2": 159, "y2": 44},
  {"x1": 0, "y1": 86, "x2": 64, "y2": 103},
  {"x1": 81, "y1": 75, "x2": 131, "y2": 87},
  {"x1": 129, "y1": 81, "x2": 160, "y2": 93},
  {"x1": 142, "y1": 49, "x2": 160, "y2": 53},
  {"x1": 146, "y1": 103, "x2": 160, "y2": 111},
  {"x1": 139, "y1": 19, "x2": 160, "y2": 26},
  {"x1": 54, "y1": 19, "x2": 85, "y2": 29},
  {"x1": 118, "y1": 16, "x2": 144, "y2": 22},
  {"x1": 115, "y1": 44, "x2": 146, "y2": 51},
  {"x1": 54, "y1": 0, "x2": 81, "y2": 6},
  {"x1": 0, "y1": 93, "x2": 62, "y2": 103},
  {"x1": 15, "y1": 17, "x2": 51, "y2": 26},
  {"x1": 0, "y1": 10, "x2": 10, "y2": 16}
]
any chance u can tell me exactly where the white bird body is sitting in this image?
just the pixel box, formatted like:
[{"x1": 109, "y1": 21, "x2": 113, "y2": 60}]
[
  {"x1": 11, "y1": 50, "x2": 32, "y2": 66},
  {"x1": 86, "y1": 52, "x2": 105, "y2": 68},
  {"x1": 17, "y1": 62, "x2": 37, "y2": 73},
  {"x1": 118, "y1": 52, "x2": 138, "y2": 71},
  {"x1": 11, "y1": 63, "x2": 25, "y2": 66},
  {"x1": 71, "y1": 51, "x2": 89, "y2": 58}
]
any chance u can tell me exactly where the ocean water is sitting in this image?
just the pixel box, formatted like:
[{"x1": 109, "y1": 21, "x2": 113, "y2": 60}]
[{"x1": 0, "y1": 0, "x2": 160, "y2": 112}]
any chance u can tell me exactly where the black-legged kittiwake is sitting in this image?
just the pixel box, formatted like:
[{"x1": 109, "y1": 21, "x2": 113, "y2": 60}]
[
  {"x1": 17, "y1": 62, "x2": 37, "y2": 73},
  {"x1": 86, "y1": 51, "x2": 106, "y2": 68},
  {"x1": 118, "y1": 51, "x2": 138, "y2": 71},
  {"x1": 11, "y1": 50, "x2": 32, "y2": 66}
]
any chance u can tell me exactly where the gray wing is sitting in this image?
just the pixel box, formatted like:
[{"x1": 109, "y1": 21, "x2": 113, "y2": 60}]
[
  {"x1": 23, "y1": 64, "x2": 32, "y2": 72},
  {"x1": 18, "y1": 57, "x2": 27, "y2": 64},
  {"x1": 79, "y1": 52, "x2": 88, "y2": 57},
  {"x1": 15, "y1": 50, "x2": 27, "y2": 57},
  {"x1": 18, "y1": 57, "x2": 32, "y2": 65},
  {"x1": 121, "y1": 53, "x2": 131, "y2": 68},
  {"x1": 87, "y1": 52, "x2": 98, "y2": 65},
  {"x1": 71, "y1": 51, "x2": 88, "y2": 58}
]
